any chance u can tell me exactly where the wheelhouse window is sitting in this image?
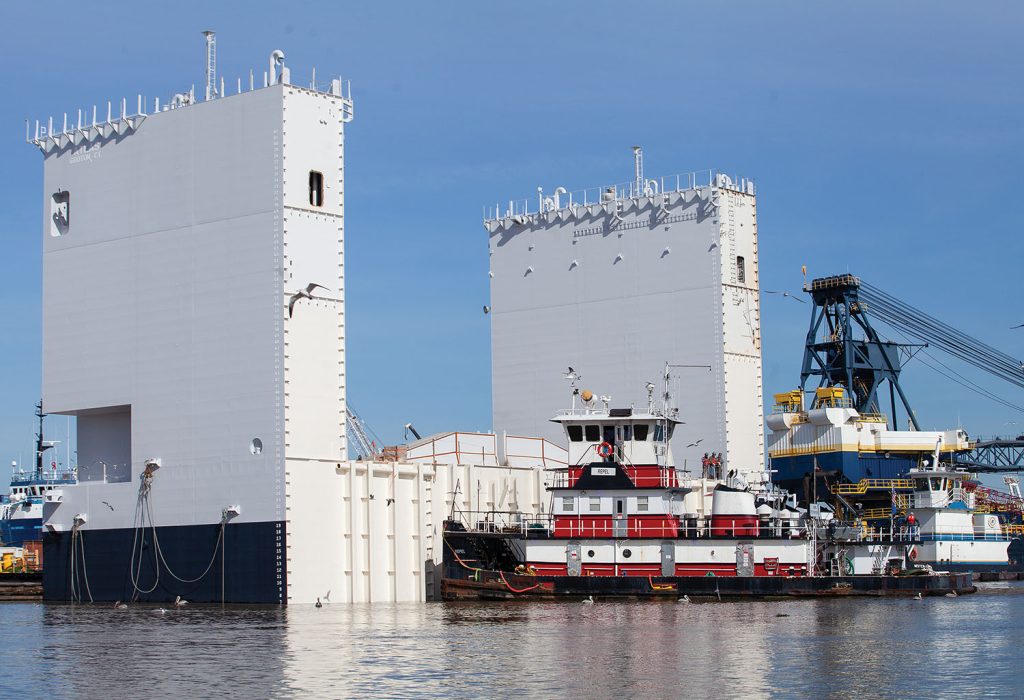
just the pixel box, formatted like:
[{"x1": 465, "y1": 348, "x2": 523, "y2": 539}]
[
  {"x1": 589, "y1": 497, "x2": 601, "y2": 512},
  {"x1": 584, "y1": 425, "x2": 600, "y2": 442},
  {"x1": 562, "y1": 497, "x2": 574, "y2": 512},
  {"x1": 634, "y1": 424, "x2": 649, "y2": 441},
  {"x1": 623, "y1": 425, "x2": 632, "y2": 441},
  {"x1": 567, "y1": 425, "x2": 583, "y2": 442},
  {"x1": 603, "y1": 426, "x2": 615, "y2": 445}
]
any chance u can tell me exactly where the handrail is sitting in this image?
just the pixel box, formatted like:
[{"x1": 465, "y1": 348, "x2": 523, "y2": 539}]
[{"x1": 831, "y1": 479, "x2": 914, "y2": 495}]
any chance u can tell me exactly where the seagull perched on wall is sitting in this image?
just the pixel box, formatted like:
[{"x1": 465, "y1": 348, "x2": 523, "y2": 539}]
[{"x1": 288, "y1": 283, "x2": 330, "y2": 318}]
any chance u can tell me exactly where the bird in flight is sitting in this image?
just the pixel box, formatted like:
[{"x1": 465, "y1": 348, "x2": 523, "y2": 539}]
[
  {"x1": 763, "y1": 290, "x2": 806, "y2": 304},
  {"x1": 1011, "y1": 323, "x2": 1024, "y2": 329},
  {"x1": 288, "y1": 283, "x2": 329, "y2": 318}
]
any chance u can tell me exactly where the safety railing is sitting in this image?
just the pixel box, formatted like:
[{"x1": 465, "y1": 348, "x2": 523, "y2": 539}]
[
  {"x1": 9, "y1": 469, "x2": 78, "y2": 485},
  {"x1": 831, "y1": 479, "x2": 914, "y2": 495},
  {"x1": 807, "y1": 274, "x2": 861, "y2": 292},
  {"x1": 544, "y1": 465, "x2": 678, "y2": 490},
  {"x1": 452, "y1": 510, "x2": 552, "y2": 536},
  {"x1": 483, "y1": 170, "x2": 753, "y2": 222},
  {"x1": 815, "y1": 524, "x2": 920, "y2": 543},
  {"x1": 917, "y1": 527, "x2": 1013, "y2": 542},
  {"x1": 812, "y1": 397, "x2": 855, "y2": 410}
]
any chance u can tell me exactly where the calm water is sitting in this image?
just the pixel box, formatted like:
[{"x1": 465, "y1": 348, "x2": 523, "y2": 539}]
[{"x1": 1, "y1": 583, "x2": 1021, "y2": 699}]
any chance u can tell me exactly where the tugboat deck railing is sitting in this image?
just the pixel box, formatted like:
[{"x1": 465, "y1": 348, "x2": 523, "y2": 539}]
[{"x1": 449, "y1": 512, "x2": 938, "y2": 544}]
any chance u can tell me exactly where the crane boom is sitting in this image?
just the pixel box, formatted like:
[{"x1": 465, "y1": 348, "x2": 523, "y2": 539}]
[{"x1": 346, "y1": 406, "x2": 379, "y2": 460}]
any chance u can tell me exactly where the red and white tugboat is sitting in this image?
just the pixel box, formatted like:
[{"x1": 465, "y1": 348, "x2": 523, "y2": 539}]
[{"x1": 442, "y1": 375, "x2": 975, "y2": 600}]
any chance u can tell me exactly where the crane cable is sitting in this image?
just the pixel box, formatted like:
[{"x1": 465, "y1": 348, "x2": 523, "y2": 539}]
[{"x1": 858, "y1": 282, "x2": 1024, "y2": 390}]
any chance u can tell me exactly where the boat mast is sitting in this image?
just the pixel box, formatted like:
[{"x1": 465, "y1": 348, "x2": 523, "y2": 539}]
[{"x1": 34, "y1": 401, "x2": 46, "y2": 479}]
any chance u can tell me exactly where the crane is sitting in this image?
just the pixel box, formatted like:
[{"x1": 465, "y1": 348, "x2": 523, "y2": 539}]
[
  {"x1": 800, "y1": 274, "x2": 1024, "y2": 471},
  {"x1": 346, "y1": 406, "x2": 380, "y2": 460}
]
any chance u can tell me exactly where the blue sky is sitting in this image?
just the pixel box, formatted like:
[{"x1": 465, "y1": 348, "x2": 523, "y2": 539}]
[{"x1": 1, "y1": 1, "x2": 1023, "y2": 473}]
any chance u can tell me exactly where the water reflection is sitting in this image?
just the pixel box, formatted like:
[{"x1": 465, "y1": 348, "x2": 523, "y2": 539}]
[{"x1": 0, "y1": 584, "x2": 1019, "y2": 699}]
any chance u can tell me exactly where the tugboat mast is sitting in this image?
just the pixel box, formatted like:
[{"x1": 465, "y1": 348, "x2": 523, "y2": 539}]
[{"x1": 34, "y1": 401, "x2": 52, "y2": 480}]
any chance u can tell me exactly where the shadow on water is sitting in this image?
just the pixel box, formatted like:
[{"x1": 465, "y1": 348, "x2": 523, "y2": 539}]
[{"x1": 0, "y1": 583, "x2": 1020, "y2": 699}]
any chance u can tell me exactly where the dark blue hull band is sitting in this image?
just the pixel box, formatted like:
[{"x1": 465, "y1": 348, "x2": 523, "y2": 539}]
[
  {"x1": 1, "y1": 517, "x2": 42, "y2": 547},
  {"x1": 43, "y1": 520, "x2": 286, "y2": 604}
]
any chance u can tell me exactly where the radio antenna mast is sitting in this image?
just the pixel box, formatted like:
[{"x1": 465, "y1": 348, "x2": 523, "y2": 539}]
[
  {"x1": 632, "y1": 145, "x2": 644, "y2": 197},
  {"x1": 203, "y1": 30, "x2": 218, "y2": 101}
]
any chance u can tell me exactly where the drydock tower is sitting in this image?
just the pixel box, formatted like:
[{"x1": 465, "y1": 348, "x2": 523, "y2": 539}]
[
  {"x1": 486, "y1": 155, "x2": 765, "y2": 481},
  {"x1": 30, "y1": 48, "x2": 353, "y2": 603}
]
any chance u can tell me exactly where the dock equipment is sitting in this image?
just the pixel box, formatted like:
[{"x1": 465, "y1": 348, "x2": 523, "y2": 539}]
[
  {"x1": 801, "y1": 275, "x2": 924, "y2": 430},
  {"x1": 801, "y1": 274, "x2": 1024, "y2": 447}
]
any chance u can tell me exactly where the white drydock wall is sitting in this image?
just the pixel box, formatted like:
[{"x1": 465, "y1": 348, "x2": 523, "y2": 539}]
[{"x1": 487, "y1": 179, "x2": 765, "y2": 480}]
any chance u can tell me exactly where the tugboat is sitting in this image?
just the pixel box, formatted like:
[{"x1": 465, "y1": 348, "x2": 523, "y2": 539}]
[
  {"x1": 441, "y1": 378, "x2": 977, "y2": 600},
  {"x1": 0, "y1": 403, "x2": 77, "y2": 548},
  {"x1": 905, "y1": 464, "x2": 1012, "y2": 573}
]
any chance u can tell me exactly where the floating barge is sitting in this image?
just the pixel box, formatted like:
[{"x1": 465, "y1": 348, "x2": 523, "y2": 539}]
[{"x1": 442, "y1": 561, "x2": 975, "y2": 601}]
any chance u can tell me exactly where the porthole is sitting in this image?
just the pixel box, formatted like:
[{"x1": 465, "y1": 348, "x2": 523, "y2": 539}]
[
  {"x1": 587, "y1": 549, "x2": 595, "y2": 558},
  {"x1": 622, "y1": 549, "x2": 632, "y2": 559},
  {"x1": 250, "y1": 438, "x2": 263, "y2": 455}
]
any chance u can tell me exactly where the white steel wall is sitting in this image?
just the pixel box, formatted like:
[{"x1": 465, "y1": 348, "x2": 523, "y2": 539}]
[
  {"x1": 41, "y1": 86, "x2": 288, "y2": 528},
  {"x1": 279, "y1": 87, "x2": 351, "y2": 603},
  {"x1": 487, "y1": 183, "x2": 765, "y2": 480},
  {"x1": 287, "y1": 460, "x2": 547, "y2": 603}
]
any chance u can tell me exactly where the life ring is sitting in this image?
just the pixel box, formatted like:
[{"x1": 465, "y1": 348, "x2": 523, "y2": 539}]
[{"x1": 597, "y1": 442, "x2": 614, "y2": 458}]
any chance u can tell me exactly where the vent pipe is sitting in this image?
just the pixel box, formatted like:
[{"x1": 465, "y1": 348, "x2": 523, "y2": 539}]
[
  {"x1": 203, "y1": 31, "x2": 217, "y2": 101},
  {"x1": 632, "y1": 145, "x2": 644, "y2": 197}
]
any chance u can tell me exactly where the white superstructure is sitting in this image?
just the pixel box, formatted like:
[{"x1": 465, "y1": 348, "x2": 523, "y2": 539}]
[{"x1": 486, "y1": 158, "x2": 764, "y2": 482}]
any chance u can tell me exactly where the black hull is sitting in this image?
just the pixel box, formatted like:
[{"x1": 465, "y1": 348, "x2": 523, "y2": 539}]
[
  {"x1": 44, "y1": 520, "x2": 286, "y2": 604},
  {"x1": 442, "y1": 569, "x2": 976, "y2": 600}
]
